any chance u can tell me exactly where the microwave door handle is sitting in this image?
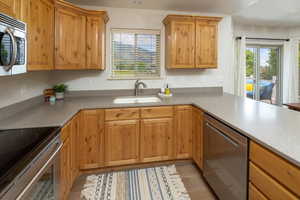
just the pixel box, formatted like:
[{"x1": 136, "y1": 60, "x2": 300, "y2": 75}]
[{"x1": 4, "y1": 28, "x2": 17, "y2": 72}]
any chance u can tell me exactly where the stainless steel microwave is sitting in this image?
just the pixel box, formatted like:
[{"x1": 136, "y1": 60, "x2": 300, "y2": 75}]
[{"x1": 0, "y1": 13, "x2": 27, "y2": 76}]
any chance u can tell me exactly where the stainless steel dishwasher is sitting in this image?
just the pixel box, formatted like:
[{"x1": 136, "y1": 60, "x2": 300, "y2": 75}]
[{"x1": 203, "y1": 114, "x2": 248, "y2": 200}]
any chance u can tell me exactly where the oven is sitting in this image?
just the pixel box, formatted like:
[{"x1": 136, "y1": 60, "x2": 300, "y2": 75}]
[
  {"x1": 0, "y1": 133, "x2": 62, "y2": 200},
  {"x1": 0, "y1": 13, "x2": 26, "y2": 76},
  {"x1": 203, "y1": 114, "x2": 248, "y2": 200}
]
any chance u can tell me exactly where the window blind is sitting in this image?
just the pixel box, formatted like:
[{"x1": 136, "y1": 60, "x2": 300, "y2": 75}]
[{"x1": 111, "y1": 29, "x2": 161, "y2": 79}]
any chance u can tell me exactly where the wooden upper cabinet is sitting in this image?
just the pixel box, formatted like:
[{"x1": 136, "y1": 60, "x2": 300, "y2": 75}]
[
  {"x1": 55, "y1": 4, "x2": 86, "y2": 70},
  {"x1": 54, "y1": 0, "x2": 108, "y2": 70},
  {"x1": 27, "y1": 0, "x2": 55, "y2": 71},
  {"x1": 163, "y1": 15, "x2": 221, "y2": 69},
  {"x1": 164, "y1": 16, "x2": 195, "y2": 69},
  {"x1": 79, "y1": 110, "x2": 105, "y2": 169},
  {"x1": 105, "y1": 120, "x2": 140, "y2": 166},
  {"x1": 175, "y1": 106, "x2": 193, "y2": 159},
  {"x1": 86, "y1": 15, "x2": 106, "y2": 69},
  {"x1": 0, "y1": 0, "x2": 20, "y2": 19},
  {"x1": 140, "y1": 118, "x2": 174, "y2": 162},
  {"x1": 195, "y1": 17, "x2": 220, "y2": 68}
]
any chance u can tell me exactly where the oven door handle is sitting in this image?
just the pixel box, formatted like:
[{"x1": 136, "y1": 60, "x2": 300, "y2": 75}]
[
  {"x1": 16, "y1": 143, "x2": 63, "y2": 200},
  {"x1": 4, "y1": 28, "x2": 18, "y2": 72}
]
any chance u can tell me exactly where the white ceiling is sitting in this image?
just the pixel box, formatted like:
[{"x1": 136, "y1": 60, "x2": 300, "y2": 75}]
[
  {"x1": 67, "y1": 0, "x2": 256, "y2": 15},
  {"x1": 68, "y1": 0, "x2": 300, "y2": 27},
  {"x1": 233, "y1": 0, "x2": 300, "y2": 27}
]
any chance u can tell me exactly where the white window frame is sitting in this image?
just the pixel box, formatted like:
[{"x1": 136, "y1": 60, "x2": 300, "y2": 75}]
[{"x1": 109, "y1": 28, "x2": 162, "y2": 80}]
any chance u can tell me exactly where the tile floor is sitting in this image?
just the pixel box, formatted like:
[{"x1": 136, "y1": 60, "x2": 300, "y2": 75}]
[{"x1": 68, "y1": 163, "x2": 216, "y2": 200}]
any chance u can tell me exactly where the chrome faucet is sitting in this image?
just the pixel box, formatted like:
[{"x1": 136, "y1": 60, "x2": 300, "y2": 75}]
[{"x1": 134, "y1": 80, "x2": 147, "y2": 96}]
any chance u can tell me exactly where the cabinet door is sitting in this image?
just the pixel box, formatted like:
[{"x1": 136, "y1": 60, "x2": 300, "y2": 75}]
[
  {"x1": 175, "y1": 106, "x2": 193, "y2": 159},
  {"x1": 195, "y1": 19, "x2": 219, "y2": 68},
  {"x1": 60, "y1": 137, "x2": 71, "y2": 200},
  {"x1": 79, "y1": 110, "x2": 105, "y2": 169},
  {"x1": 70, "y1": 114, "x2": 80, "y2": 184},
  {"x1": 193, "y1": 108, "x2": 204, "y2": 169},
  {"x1": 27, "y1": 0, "x2": 54, "y2": 71},
  {"x1": 55, "y1": 7, "x2": 86, "y2": 69},
  {"x1": 140, "y1": 118, "x2": 173, "y2": 162},
  {"x1": 86, "y1": 15, "x2": 105, "y2": 69},
  {"x1": 0, "y1": 0, "x2": 20, "y2": 19},
  {"x1": 105, "y1": 120, "x2": 140, "y2": 166},
  {"x1": 169, "y1": 20, "x2": 195, "y2": 68}
]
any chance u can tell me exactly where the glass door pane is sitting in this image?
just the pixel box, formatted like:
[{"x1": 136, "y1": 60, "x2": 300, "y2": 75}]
[
  {"x1": 258, "y1": 47, "x2": 280, "y2": 104},
  {"x1": 246, "y1": 47, "x2": 257, "y2": 100}
]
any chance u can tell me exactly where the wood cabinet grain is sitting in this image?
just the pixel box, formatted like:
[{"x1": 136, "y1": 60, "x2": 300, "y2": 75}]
[
  {"x1": 55, "y1": 5, "x2": 86, "y2": 70},
  {"x1": 70, "y1": 114, "x2": 80, "y2": 184},
  {"x1": 249, "y1": 182, "x2": 268, "y2": 200},
  {"x1": 0, "y1": 0, "x2": 20, "y2": 19},
  {"x1": 105, "y1": 120, "x2": 140, "y2": 166},
  {"x1": 163, "y1": 15, "x2": 221, "y2": 69},
  {"x1": 105, "y1": 108, "x2": 140, "y2": 121},
  {"x1": 86, "y1": 15, "x2": 106, "y2": 69},
  {"x1": 175, "y1": 106, "x2": 193, "y2": 159},
  {"x1": 27, "y1": 0, "x2": 55, "y2": 71},
  {"x1": 250, "y1": 141, "x2": 300, "y2": 197},
  {"x1": 140, "y1": 106, "x2": 173, "y2": 119},
  {"x1": 192, "y1": 107, "x2": 204, "y2": 169},
  {"x1": 140, "y1": 118, "x2": 174, "y2": 162},
  {"x1": 195, "y1": 17, "x2": 220, "y2": 68},
  {"x1": 249, "y1": 162, "x2": 298, "y2": 200},
  {"x1": 79, "y1": 110, "x2": 105, "y2": 169},
  {"x1": 60, "y1": 133, "x2": 71, "y2": 200}
]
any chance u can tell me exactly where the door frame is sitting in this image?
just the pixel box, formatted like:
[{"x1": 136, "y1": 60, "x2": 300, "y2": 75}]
[{"x1": 246, "y1": 44, "x2": 283, "y2": 105}]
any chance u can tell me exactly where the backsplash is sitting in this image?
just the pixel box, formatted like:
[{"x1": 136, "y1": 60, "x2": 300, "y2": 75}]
[{"x1": 0, "y1": 72, "x2": 51, "y2": 109}]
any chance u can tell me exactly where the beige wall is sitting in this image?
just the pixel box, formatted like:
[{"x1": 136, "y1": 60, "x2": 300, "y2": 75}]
[{"x1": 0, "y1": 72, "x2": 51, "y2": 109}]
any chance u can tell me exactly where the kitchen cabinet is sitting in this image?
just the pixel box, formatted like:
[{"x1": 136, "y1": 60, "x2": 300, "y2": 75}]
[
  {"x1": 0, "y1": 0, "x2": 20, "y2": 19},
  {"x1": 249, "y1": 141, "x2": 300, "y2": 199},
  {"x1": 86, "y1": 15, "x2": 106, "y2": 69},
  {"x1": 164, "y1": 16, "x2": 195, "y2": 69},
  {"x1": 105, "y1": 120, "x2": 140, "y2": 166},
  {"x1": 163, "y1": 15, "x2": 221, "y2": 69},
  {"x1": 55, "y1": 2, "x2": 86, "y2": 70},
  {"x1": 79, "y1": 109, "x2": 105, "y2": 169},
  {"x1": 192, "y1": 107, "x2": 204, "y2": 169},
  {"x1": 195, "y1": 17, "x2": 220, "y2": 68},
  {"x1": 70, "y1": 113, "x2": 80, "y2": 184},
  {"x1": 55, "y1": 0, "x2": 108, "y2": 70},
  {"x1": 175, "y1": 106, "x2": 193, "y2": 159},
  {"x1": 140, "y1": 118, "x2": 174, "y2": 162},
  {"x1": 60, "y1": 122, "x2": 72, "y2": 200},
  {"x1": 27, "y1": 0, "x2": 55, "y2": 71}
]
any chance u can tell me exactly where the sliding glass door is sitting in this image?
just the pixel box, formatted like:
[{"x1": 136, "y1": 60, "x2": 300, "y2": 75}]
[{"x1": 246, "y1": 45, "x2": 282, "y2": 105}]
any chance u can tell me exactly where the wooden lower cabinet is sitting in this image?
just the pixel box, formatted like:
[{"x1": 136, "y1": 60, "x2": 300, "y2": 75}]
[
  {"x1": 175, "y1": 106, "x2": 193, "y2": 159},
  {"x1": 249, "y1": 183, "x2": 268, "y2": 200},
  {"x1": 60, "y1": 133, "x2": 71, "y2": 200},
  {"x1": 192, "y1": 107, "x2": 204, "y2": 169},
  {"x1": 140, "y1": 118, "x2": 174, "y2": 162},
  {"x1": 79, "y1": 109, "x2": 105, "y2": 169},
  {"x1": 105, "y1": 120, "x2": 140, "y2": 166},
  {"x1": 70, "y1": 114, "x2": 80, "y2": 184}
]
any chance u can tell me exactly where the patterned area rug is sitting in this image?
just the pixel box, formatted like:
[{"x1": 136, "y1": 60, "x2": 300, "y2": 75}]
[{"x1": 81, "y1": 165, "x2": 190, "y2": 200}]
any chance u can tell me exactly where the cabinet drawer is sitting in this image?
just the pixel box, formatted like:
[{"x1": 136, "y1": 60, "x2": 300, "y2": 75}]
[
  {"x1": 249, "y1": 162, "x2": 298, "y2": 200},
  {"x1": 250, "y1": 142, "x2": 300, "y2": 197},
  {"x1": 141, "y1": 106, "x2": 173, "y2": 118},
  {"x1": 249, "y1": 182, "x2": 268, "y2": 200},
  {"x1": 105, "y1": 108, "x2": 140, "y2": 121}
]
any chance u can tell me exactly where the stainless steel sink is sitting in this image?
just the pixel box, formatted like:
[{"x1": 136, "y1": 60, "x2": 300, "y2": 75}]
[{"x1": 113, "y1": 96, "x2": 161, "y2": 104}]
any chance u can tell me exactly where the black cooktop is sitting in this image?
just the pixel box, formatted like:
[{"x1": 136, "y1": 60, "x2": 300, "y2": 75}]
[{"x1": 0, "y1": 127, "x2": 60, "y2": 194}]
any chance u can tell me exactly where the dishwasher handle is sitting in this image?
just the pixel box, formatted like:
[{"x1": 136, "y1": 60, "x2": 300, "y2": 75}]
[{"x1": 206, "y1": 122, "x2": 239, "y2": 148}]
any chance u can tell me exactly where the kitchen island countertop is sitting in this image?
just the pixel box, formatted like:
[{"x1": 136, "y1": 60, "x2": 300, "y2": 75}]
[{"x1": 1, "y1": 92, "x2": 300, "y2": 168}]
